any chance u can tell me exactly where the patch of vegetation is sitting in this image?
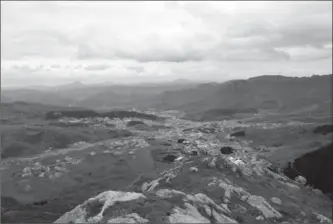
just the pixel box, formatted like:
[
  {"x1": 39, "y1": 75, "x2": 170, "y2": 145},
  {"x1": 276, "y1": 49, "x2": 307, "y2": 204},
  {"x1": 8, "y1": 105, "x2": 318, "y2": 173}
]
[
  {"x1": 189, "y1": 107, "x2": 259, "y2": 121},
  {"x1": 45, "y1": 110, "x2": 99, "y2": 120},
  {"x1": 313, "y1": 124, "x2": 333, "y2": 135},
  {"x1": 1, "y1": 127, "x2": 133, "y2": 158},
  {"x1": 126, "y1": 120, "x2": 145, "y2": 127}
]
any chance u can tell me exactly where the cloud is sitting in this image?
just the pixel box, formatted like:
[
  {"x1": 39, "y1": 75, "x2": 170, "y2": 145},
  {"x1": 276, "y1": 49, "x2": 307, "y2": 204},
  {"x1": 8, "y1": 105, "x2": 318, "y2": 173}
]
[
  {"x1": 84, "y1": 64, "x2": 110, "y2": 71},
  {"x1": 50, "y1": 64, "x2": 61, "y2": 69},
  {"x1": 127, "y1": 66, "x2": 145, "y2": 73},
  {"x1": 1, "y1": 1, "x2": 332, "y2": 86}
]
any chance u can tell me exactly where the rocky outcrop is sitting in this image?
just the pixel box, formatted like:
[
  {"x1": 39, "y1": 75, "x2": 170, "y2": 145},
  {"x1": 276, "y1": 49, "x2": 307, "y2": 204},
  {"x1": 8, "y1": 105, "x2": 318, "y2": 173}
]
[
  {"x1": 54, "y1": 149, "x2": 333, "y2": 224},
  {"x1": 54, "y1": 189, "x2": 238, "y2": 224},
  {"x1": 54, "y1": 191, "x2": 146, "y2": 223}
]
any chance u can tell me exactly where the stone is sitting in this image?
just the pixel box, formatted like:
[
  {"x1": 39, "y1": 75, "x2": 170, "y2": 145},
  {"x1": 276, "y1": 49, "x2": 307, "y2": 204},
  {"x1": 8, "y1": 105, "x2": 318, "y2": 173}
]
[
  {"x1": 256, "y1": 215, "x2": 265, "y2": 220},
  {"x1": 246, "y1": 195, "x2": 282, "y2": 219},
  {"x1": 178, "y1": 139, "x2": 187, "y2": 143},
  {"x1": 285, "y1": 182, "x2": 300, "y2": 190},
  {"x1": 208, "y1": 157, "x2": 217, "y2": 168},
  {"x1": 190, "y1": 150, "x2": 198, "y2": 156},
  {"x1": 38, "y1": 172, "x2": 45, "y2": 178},
  {"x1": 312, "y1": 188, "x2": 323, "y2": 195},
  {"x1": 202, "y1": 157, "x2": 210, "y2": 164},
  {"x1": 141, "y1": 179, "x2": 160, "y2": 192},
  {"x1": 169, "y1": 203, "x2": 210, "y2": 223},
  {"x1": 156, "y1": 189, "x2": 186, "y2": 198},
  {"x1": 234, "y1": 204, "x2": 247, "y2": 214},
  {"x1": 313, "y1": 212, "x2": 332, "y2": 223},
  {"x1": 54, "y1": 191, "x2": 146, "y2": 223},
  {"x1": 175, "y1": 156, "x2": 184, "y2": 162},
  {"x1": 190, "y1": 167, "x2": 199, "y2": 172},
  {"x1": 295, "y1": 175, "x2": 307, "y2": 185},
  {"x1": 241, "y1": 195, "x2": 249, "y2": 201},
  {"x1": 107, "y1": 213, "x2": 149, "y2": 223},
  {"x1": 270, "y1": 197, "x2": 282, "y2": 205}
]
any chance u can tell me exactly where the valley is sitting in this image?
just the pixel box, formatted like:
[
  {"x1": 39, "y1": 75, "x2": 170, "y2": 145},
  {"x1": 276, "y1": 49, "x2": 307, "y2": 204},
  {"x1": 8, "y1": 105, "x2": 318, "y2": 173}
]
[{"x1": 1, "y1": 74, "x2": 332, "y2": 223}]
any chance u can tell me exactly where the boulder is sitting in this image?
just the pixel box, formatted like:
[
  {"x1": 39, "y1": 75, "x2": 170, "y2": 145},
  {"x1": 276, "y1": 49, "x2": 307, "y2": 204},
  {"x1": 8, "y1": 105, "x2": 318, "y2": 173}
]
[
  {"x1": 107, "y1": 213, "x2": 149, "y2": 223},
  {"x1": 246, "y1": 195, "x2": 282, "y2": 219},
  {"x1": 190, "y1": 167, "x2": 199, "y2": 172},
  {"x1": 270, "y1": 197, "x2": 282, "y2": 205},
  {"x1": 190, "y1": 150, "x2": 198, "y2": 156},
  {"x1": 207, "y1": 157, "x2": 217, "y2": 169},
  {"x1": 177, "y1": 139, "x2": 187, "y2": 143},
  {"x1": 295, "y1": 175, "x2": 307, "y2": 185},
  {"x1": 220, "y1": 146, "x2": 235, "y2": 155}
]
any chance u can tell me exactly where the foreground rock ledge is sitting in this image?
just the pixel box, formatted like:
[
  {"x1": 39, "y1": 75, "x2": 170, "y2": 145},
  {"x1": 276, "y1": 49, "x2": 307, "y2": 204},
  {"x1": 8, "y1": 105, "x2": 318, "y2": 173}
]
[{"x1": 54, "y1": 189, "x2": 238, "y2": 224}]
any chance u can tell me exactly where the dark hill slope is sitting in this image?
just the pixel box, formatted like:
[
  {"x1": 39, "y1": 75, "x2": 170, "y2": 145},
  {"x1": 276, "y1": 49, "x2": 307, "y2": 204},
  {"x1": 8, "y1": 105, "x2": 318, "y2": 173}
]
[
  {"x1": 284, "y1": 142, "x2": 333, "y2": 198},
  {"x1": 45, "y1": 110, "x2": 161, "y2": 121}
]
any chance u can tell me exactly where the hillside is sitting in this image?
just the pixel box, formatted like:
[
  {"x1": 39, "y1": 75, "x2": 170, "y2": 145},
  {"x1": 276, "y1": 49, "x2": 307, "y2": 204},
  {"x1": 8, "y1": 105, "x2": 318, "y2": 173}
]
[
  {"x1": 1, "y1": 110, "x2": 332, "y2": 223},
  {"x1": 1, "y1": 89, "x2": 75, "y2": 107},
  {"x1": 2, "y1": 75, "x2": 331, "y2": 117},
  {"x1": 1, "y1": 82, "x2": 198, "y2": 110},
  {"x1": 153, "y1": 75, "x2": 332, "y2": 120}
]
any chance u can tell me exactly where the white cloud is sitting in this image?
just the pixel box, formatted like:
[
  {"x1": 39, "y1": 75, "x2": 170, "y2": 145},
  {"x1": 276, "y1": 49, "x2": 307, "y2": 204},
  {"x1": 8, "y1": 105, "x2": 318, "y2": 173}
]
[{"x1": 1, "y1": 1, "x2": 332, "y2": 86}]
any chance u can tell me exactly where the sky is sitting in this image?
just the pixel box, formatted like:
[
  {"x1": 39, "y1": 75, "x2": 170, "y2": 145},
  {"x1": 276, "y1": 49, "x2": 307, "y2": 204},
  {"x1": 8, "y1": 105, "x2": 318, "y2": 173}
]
[{"x1": 1, "y1": 1, "x2": 332, "y2": 87}]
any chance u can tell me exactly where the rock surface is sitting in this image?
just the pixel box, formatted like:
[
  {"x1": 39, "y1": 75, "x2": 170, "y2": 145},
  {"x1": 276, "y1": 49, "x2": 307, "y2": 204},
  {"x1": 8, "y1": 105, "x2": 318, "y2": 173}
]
[{"x1": 54, "y1": 152, "x2": 333, "y2": 224}]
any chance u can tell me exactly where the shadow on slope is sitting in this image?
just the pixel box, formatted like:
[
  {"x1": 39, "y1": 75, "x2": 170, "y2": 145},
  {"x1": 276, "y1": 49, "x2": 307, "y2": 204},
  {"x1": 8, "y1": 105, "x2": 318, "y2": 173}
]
[{"x1": 283, "y1": 143, "x2": 333, "y2": 199}]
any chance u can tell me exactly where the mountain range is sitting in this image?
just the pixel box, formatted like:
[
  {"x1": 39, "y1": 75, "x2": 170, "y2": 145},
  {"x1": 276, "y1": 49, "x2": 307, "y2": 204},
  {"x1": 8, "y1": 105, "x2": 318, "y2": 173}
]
[{"x1": 2, "y1": 75, "x2": 332, "y2": 118}]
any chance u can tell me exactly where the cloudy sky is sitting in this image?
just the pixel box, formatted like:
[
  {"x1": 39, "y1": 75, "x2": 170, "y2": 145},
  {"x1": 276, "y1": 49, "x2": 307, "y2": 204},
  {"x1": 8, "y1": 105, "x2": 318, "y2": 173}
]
[{"x1": 1, "y1": 1, "x2": 332, "y2": 86}]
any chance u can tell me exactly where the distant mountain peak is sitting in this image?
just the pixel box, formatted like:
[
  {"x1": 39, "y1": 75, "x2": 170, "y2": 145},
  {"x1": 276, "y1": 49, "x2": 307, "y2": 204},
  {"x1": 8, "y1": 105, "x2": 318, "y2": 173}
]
[{"x1": 248, "y1": 75, "x2": 294, "y2": 81}]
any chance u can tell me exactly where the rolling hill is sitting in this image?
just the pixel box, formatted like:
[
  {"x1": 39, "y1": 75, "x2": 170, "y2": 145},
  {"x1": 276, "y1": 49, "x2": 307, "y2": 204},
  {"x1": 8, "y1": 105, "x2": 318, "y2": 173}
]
[
  {"x1": 152, "y1": 74, "x2": 332, "y2": 120},
  {"x1": 2, "y1": 75, "x2": 331, "y2": 120}
]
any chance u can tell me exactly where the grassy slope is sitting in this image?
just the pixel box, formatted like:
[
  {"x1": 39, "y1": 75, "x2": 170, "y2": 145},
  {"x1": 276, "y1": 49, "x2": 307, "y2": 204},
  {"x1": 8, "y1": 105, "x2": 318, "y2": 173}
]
[{"x1": 0, "y1": 102, "x2": 137, "y2": 159}]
